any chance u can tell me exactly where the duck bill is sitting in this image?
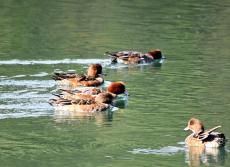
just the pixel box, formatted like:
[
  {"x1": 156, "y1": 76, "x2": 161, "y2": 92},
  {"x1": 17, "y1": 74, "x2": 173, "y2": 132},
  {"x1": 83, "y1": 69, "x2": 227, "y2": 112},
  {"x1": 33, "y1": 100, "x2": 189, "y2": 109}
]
[
  {"x1": 124, "y1": 91, "x2": 129, "y2": 96},
  {"x1": 184, "y1": 126, "x2": 189, "y2": 131},
  {"x1": 162, "y1": 54, "x2": 166, "y2": 59}
]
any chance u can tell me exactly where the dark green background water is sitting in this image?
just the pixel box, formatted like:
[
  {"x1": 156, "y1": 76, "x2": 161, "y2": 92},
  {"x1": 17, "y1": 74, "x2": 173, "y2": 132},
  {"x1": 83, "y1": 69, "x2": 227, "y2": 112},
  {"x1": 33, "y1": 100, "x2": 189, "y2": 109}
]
[{"x1": 0, "y1": 0, "x2": 230, "y2": 166}]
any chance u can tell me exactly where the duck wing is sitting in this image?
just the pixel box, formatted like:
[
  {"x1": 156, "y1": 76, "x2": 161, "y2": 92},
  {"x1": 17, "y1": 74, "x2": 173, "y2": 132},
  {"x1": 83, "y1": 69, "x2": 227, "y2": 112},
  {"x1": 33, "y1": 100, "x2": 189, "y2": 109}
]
[
  {"x1": 52, "y1": 71, "x2": 86, "y2": 81},
  {"x1": 198, "y1": 126, "x2": 222, "y2": 140},
  {"x1": 105, "y1": 51, "x2": 132, "y2": 62},
  {"x1": 49, "y1": 98, "x2": 73, "y2": 106},
  {"x1": 52, "y1": 72, "x2": 76, "y2": 80},
  {"x1": 71, "y1": 99, "x2": 96, "y2": 105},
  {"x1": 59, "y1": 89, "x2": 81, "y2": 94}
]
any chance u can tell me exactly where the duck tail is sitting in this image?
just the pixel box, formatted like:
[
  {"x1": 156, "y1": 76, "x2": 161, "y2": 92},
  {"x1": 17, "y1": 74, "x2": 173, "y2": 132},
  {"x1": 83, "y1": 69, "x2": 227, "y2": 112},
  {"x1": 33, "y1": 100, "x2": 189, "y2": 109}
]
[
  {"x1": 52, "y1": 93, "x2": 62, "y2": 98},
  {"x1": 48, "y1": 99, "x2": 57, "y2": 106},
  {"x1": 105, "y1": 52, "x2": 118, "y2": 63},
  {"x1": 51, "y1": 73, "x2": 65, "y2": 80},
  {"x1": 105, "y1": 51, "x2": 116, "y2": 57}
]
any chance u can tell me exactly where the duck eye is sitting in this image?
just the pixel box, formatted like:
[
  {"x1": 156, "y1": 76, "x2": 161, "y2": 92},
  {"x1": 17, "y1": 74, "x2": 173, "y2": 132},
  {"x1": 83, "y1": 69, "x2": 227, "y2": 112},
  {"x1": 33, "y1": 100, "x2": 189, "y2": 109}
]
[{"x1": 190, "y1": 120, "x2": 195, "y2": 125}]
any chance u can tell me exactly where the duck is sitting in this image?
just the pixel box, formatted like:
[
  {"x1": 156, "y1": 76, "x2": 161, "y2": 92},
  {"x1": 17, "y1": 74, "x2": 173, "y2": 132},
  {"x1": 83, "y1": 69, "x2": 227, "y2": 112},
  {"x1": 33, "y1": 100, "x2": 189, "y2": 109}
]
[
  {"x1": 52, "y1": 64, "x2": 104, "y2": 87},
  {"x1": 105, "y1": 49, "x2": 164, "y2": 64},
  {"x1": 52, "y1": 82, "x2": 127, "y2": 102},
  {"x1": 184, "y1": 118, "x2": 226, "y2": 148},
  {"x1": 49, "y1": 92, "x2": 114, "y2": 113}
]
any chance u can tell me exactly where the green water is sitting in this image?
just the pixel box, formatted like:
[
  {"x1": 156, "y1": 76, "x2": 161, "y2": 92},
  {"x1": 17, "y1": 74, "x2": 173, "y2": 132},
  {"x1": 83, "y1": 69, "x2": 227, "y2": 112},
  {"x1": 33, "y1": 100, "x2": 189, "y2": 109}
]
[{"x1": 0, "y1": 0, "x2": 230, "y2": 166}]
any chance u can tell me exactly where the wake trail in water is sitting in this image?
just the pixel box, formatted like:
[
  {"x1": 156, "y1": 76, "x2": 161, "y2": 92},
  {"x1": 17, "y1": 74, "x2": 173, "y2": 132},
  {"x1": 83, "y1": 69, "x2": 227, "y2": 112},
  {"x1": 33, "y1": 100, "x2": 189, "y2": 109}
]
[
  {"x1": 0, "y1": 79, "x2": 55, "y2": 88},
  {"x1": 0, "y1": 59, "x2": 111, "y2": 65},
  {"x1": 0, "y1": 78, "x2": 55, "y2": 119},
  {"x1": 0, "y1": 111, "x2": 53, "y2": 120},
  {"x1": 0, "y1": 99, "x2": 53, "y2": 119}
]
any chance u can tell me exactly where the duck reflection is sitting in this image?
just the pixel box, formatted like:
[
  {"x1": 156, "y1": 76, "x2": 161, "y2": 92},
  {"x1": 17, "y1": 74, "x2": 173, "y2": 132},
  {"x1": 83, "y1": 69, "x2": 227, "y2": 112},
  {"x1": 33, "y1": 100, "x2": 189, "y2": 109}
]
[
  {"x1": 185, "y1": 146, "x2": 226, "y2": 167},
  {"x1": 53, "y1": 108, "x2": 114, "y2": 126},
  {"x1": 110, "y1": 60, "x2": 164, "y2": 72}
]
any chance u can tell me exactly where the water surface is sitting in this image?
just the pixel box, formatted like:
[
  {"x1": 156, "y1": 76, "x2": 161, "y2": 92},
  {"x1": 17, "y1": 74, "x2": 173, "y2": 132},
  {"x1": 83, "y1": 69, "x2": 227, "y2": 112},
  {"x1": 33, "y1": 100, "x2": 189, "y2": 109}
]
[{"x1": 1, "y1": 0, "x2": 230, "y2": 166}]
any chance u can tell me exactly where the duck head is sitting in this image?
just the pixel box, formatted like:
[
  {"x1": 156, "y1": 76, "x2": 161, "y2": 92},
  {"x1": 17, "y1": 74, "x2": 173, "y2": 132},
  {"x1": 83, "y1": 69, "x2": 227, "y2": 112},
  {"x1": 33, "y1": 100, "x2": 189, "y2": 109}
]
[
  {"x1": 184, "y1": 118, "x2": 205, "y2": 135},
  {"x1": 107, "y1": 82, "x2": 127, "y2": 96},
  {"x1": 148, "y1": 49, "x2": 162, "y2": 59},
  {"x1": 95, "y1": 93, "x2": 114, "y2": 104},
  {"x1": 87, "y1": 64, "x2": 103, "y2": 77}
]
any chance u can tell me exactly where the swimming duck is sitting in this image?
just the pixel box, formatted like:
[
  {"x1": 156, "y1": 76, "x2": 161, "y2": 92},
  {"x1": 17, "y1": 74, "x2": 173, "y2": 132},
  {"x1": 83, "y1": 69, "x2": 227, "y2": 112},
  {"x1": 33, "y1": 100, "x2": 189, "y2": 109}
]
[
  {"x1": 52, "y1": 82, "x2": 127, "y2": 102},
  {"x1": 52, "y1": 64, "x2": 104, "y2": 87},
  {"x1": 49, "y1": 92, "x2": 114, "y2": 113},
  {"x1": 184, "y1": 118, "x2": 226, "y2": 148},
  {"x1": 105, "y1": 49, "x2": 164, "y2": 64}
]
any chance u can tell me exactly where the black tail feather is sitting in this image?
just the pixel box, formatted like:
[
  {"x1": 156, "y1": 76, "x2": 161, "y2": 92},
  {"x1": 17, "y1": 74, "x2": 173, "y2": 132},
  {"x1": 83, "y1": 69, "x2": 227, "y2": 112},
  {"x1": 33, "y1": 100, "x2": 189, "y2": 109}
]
[
  {"x1": 52, "y1": 93, "x2": 62, "y2": 97},
  {"x1": 105, "y1": 52, "x2": 118, "y2": 63},
  {"x1": 59, "y1": 89, "x2": 76, "y2": 94}
]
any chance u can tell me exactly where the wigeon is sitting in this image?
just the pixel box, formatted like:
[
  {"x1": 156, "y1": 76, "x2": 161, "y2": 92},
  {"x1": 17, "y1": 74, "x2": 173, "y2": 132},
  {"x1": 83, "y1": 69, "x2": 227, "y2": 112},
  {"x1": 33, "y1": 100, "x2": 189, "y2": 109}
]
[
  {"x1": 184, "y1": 118, "x2": 226, "y2": 148},
  {"x1": 52, "y1": 64, "x2": 104, "y2": 87},
  {"x1": 50, "y1": 82, "x2": 128, "y2": 112},
  {"x1": 105, "y1": 49, "x2": 164, "y2": 64},
  {"x1": 49, "y1": 92, "x2": 114, "y2": 112},
  {"x1": 53, "y1": 82, "x2": 127, "y2": 101}
]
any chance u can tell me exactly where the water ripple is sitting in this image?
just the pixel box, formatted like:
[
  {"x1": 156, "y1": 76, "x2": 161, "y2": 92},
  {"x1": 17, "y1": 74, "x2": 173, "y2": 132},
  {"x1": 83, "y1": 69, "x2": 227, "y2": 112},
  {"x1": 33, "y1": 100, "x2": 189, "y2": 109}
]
[
  {"x1": 129, "y1": 146, "x2": 185, "y2": 155},
  {"x1": 0, "y1": 103, "x2": 52, "y2": 111},
  {"x1": 0, "y1": 79, "x2": 55, "y2": 88},
  {"x1": 29, "y1": 72, "x2": 49, "y2": 77},
  {"x1": 0, "y1": 59, "x2": 111, "y2": 65},
  {"x1": 0, "y1": 92, "x2": 51, "y2": 100},
  {"x1": 0, "y1": 111, "x2": 52, "y2": 120}
]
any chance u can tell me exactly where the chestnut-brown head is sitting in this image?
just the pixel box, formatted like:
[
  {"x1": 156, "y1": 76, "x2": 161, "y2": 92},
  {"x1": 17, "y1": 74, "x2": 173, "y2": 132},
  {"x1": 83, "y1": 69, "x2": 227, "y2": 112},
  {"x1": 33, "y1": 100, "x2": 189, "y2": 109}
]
[
  {"x1": 107, "y1": 82, "x2": 126, "y2": 95},
  {"x1": 184, "y1": 118, "x2": 205, "y2": 134},
  {"x1": 148, "y1": 49, "x2": 162, "y2": 59},
  {"x1": 87, "y1": 64, "x2": 103, "y2": 77},
  {"x1": 95, "y1": 93, "x2": 114, "y2": 104}
]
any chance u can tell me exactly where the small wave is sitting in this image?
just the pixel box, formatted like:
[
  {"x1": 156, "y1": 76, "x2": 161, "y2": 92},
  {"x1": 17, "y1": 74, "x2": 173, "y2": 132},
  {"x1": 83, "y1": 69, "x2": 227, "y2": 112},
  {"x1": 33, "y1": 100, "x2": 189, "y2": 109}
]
[
  {"x1": 29, "y1": 72, "x2": 49, "y2": 77},
  {"x1": 0, "y1": 111, "x2": 52, "y2": 119},
  {"x1": 0, "y1": 101, "x2": 53, "y2": 119},
  {"x1": 0, "y1": 79, "x2": 55, "y2": 88},
  {"x1": 0, "y1": 102, "x2": 52, "y2": 110},
  {"x1": 0, "y1": 59, "x2": 111, "y2": 65},
  {"x1": 6, "y1": 72, "x2": 49, "y2": 79},
  {"x1": 177, "y1": 141, "x2": 185, "y2": 145},
  {"x1": 128, "y1": 146, "x2": 185, "y2": 155},
  {"x1": 10, "y1": 74, "x2": 26, "y2": 78},
  {"x1": 0, "y1": 92, "x2": 51, "y2": 100}
]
